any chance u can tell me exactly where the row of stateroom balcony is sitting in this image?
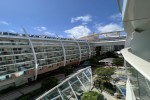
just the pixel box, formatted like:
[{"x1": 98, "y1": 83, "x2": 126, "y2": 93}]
[
  {"x1": 0, "y1": 41, "x2": 92, "y2": 48},
  {"x1": 0, "y1": 50, "x2": 91, "y2": 66},
  {"x1": 0, "y1": 48, "x2": 94, "y2": 57},
  {"x1": 0, "y1": 53, "x2": 92, "y2": 81},
  {"x1": 0, "y1": 32, "x2": 86, "y2": 41},
  {"x1": 0, "y1": 42, "x2": 93, "y2": 50},
  {"x1": 0, "y1": 51, "x2": 93, "y2": 71},
  {"x1": 0, "y1": 48, "x2": 90, "y2": 61},
  {"x1": 0, "y1": 61, "x2": 63, "y2": 81},
  {"x1": 0, "y1": 53, "x2": 90, "y2": 72}
]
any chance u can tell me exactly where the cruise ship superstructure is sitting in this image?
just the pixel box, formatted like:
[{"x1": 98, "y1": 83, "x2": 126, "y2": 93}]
[
  {"x1": 0, "y1": 32, "x2": 96, "y2": 90},
  {"x1": 119, "y1": 0, "x2": 150, "y2": 100},
  {"x1": 0, "y1": 31, "x2": 125, "y2": 91}
]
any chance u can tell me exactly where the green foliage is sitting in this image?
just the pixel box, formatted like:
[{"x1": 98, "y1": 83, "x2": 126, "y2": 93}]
[
  {"x1": 81, "y1": 60, "x2": 91, "y2": 67},
  {"x1": 95, "y1": 46, "x2": 101, "y2": 56},
  {"x1": 81, "y1": 91, "x2": 105, "y2": 100},
  {"x1": 95, "y1": 68, "x2": 115, "y2": 81},
  {"x1": 41, "y1": 76, "x2": 58, "y2": 91},
  {"x1": 94, "y1": 77, "x2": 116, "y2": 95},
  {"x1": 58, "y1": 65, "x2": 74, "y2": 76},
  {"x1": 94, "y1": 77, "x2": 104, "y2": 93},
  {"x1": 93, "y1": 67, "x2": 116, "y2": 95},
  {"x1": 99, "y1": 51, "x2": 118, "y2": 60},
  {"x1": 113, "y1": 58, "x2": 124, "y2": 66},
  {"x1": 104, "y1": 88, "x2": 115, "y2": 95},
  {"x1": 94, "y1": 67, "x2": 116, "y2": 94},
  {"x1": 94, "y1": 77, "x2": 102, "y2": 88},
  {"x1": 103, "y1": 82, "x2": 116, "y2": 92},
  {"x1": 63, "y1": 65, "x2": 74, "y2": 76},
  {"x1": 89, "y1": 56, "x2": 98, "y2": 64}
]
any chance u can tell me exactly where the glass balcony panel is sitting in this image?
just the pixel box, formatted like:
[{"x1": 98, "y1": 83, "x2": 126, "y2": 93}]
[
  {"x1": 43, "y1": 89, "x2": 60, "y2": 100},
  {"x1": 126, "y1": 61, "x2": 150, "y2": 100},
  {"x1": 69, "y1": 77, "x2": 84, "y2": 95},
  {"x1": 52, "y1": 96, "x2": 62, "y2": 100},
  {"x1": 138, "y1": 72, "x2": 150, "y2": 100},
  {"x1": 59, "y1": 82, "x2": 69, "y2": 91},
  {"x1": 61, "y1": 88, "x2": 74, "y2": 100},
  {"x1": 126, "y1": 62, "x2": 140, "y2": 99},
  {"x1": 83, "y1": 69, "x2": 91, "y2": 78},
  {"x1": 36, "y1": 67, "x2": 92, "y2": 100},
  {"x1": 78, "y1": 72, "x2": 91, "y2": 91}
]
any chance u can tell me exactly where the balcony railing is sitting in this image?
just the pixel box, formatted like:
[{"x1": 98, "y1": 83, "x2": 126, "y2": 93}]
[{"x1": 36, "y1": 67, "x2": 92, "y2": 100}]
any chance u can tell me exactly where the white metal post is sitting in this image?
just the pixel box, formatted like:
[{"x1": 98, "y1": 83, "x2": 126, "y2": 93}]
[
  {"x1": 86, "y1": 40, "x2": 91, "y2": 58},
  {"x1": 73, "y1": 36, "x2": 82, "y2": 62},
  {"x1": 57, "y1": 88, "x2": 64, "y2": 100},
  {"x1": 83, "y1": 71, "x2": 91, "y2": 91},
  {"x1": 22, "y1": 28, "x2": 38, "y2": 80},
  {"x1": 83, "y1": 71, "x2": 90, "y2": 82},
  {"x1": 55, "y1": 33, "x2": 66, "y2": 66},
  {"x1": 87, "y1": 68, "x2": 93, "y2": 90},
  {"x1": 68, "y1": 81, "x2": 78, "y2": 100},
  {"x1": 76, "y1": 76, "x2": 87, "y2": 91}
]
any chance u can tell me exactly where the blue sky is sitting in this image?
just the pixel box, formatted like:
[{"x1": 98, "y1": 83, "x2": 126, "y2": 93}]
[{"x1": 0, "y1": 0, "x2": 123, "y2": 38}]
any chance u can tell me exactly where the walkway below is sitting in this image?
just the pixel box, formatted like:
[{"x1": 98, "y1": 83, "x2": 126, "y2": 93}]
[
  {"x1": 92, "y1": 88, "x2": 116, "y2": 100},
  {"x1": 0, "y1": 83, "x2": 41, "y2": 100},
  {"x1": 92, "y1": 75, "x2": 117, "y2": 100}
]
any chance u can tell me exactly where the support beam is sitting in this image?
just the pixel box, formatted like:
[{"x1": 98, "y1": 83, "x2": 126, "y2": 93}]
[
  {"x1": 55, "y1": 33, "x2": 66, "y2": 66},
  {"x1": 87, "y1": 68, "x2": 93, "y2": 90},
  {"x1": 68, "y1": 81, "x2": 78, "y2": 100},
  {"x1": 57, "y1": 88, "x2": 64, "y2": 100},
  {"x1": 73, "y1": 36, "x2": 82, "y2": 62},
  {"x1": 83, "y1": 71, "x2": 90, "y2": 82},
  {"x1": 22, "y1": 28, "x2": 38, "y2": 80},
  {"x1": 76, "y1": 76, "x2": 87, "y2": 92},
  {"x1": 86, "y1": 40, "x2": 92, "y2": 58}
]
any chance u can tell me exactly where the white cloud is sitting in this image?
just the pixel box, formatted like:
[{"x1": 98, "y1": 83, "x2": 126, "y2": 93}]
[
  {"x1": 71, "y1": 15, "x2": 92, "y2": 23},
  {"x1": 43, "y1": 32, "x2": 64, "y2": 38},
  {"x1": 41, "y1": 26, "x2": 47, "y2": 30},
  {"x1": 58, "y1": 35, "x2": 64, "y2": 38},
  {"x1": 34, "y1": 26, "x2": 47, "y2": 32},
  {"x1": 0, "y1": 21, "x2": 9, "y2": 25},
  {"x1": 64, "y1": 25, "x2": 91, "y2": 38},
  {"x1": 8, "y1": 29, "x2": 16, "y2": 33},
  {"x1": 110, "y1": 13, "x2": 122, "y2": 21},
  {"x1": 95, "y1": 23, "x2": 123, "y2": 33},
  {"x1": 43, "y1": 31, "x2": 55, "y2": 36}
]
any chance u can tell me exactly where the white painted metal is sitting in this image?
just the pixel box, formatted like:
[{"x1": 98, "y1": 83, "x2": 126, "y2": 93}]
[
  {"x1": 83, "y1": 71, "x2": 90, "y2": 82},
  {"x1": 68, "y1": 81, "x2": 78, "y2": 100},
  {"x1": 57, "y1": 88, "x2": 64, "y2": 100},
  {"x1": 87, "y1": 68, "x2": 93, "y2": 90},
  {"x1": 86, "y1": 40, "x2": 91, "y2": 58},
  {"x1": 22, "y1": 28, "x2": 38, "y2": 80},
  {"x1": 126, "y1": 79, "x2": 136, "y2": 100},
  {"x1": 73, "y1": 36, "x2": 82, "y2": 62},
  {"x1": 121, "y1": 47, "x2": 150, "y2": 83},
  {"x1": 54, "y1": 33, "x2": 66, "y2": 66},
  {"x1": 76, "y1": 76, "x2": 87, "y2": 91},
  {"x1": 36, "y1": 67, "x2": 92, "y2": 100}
]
